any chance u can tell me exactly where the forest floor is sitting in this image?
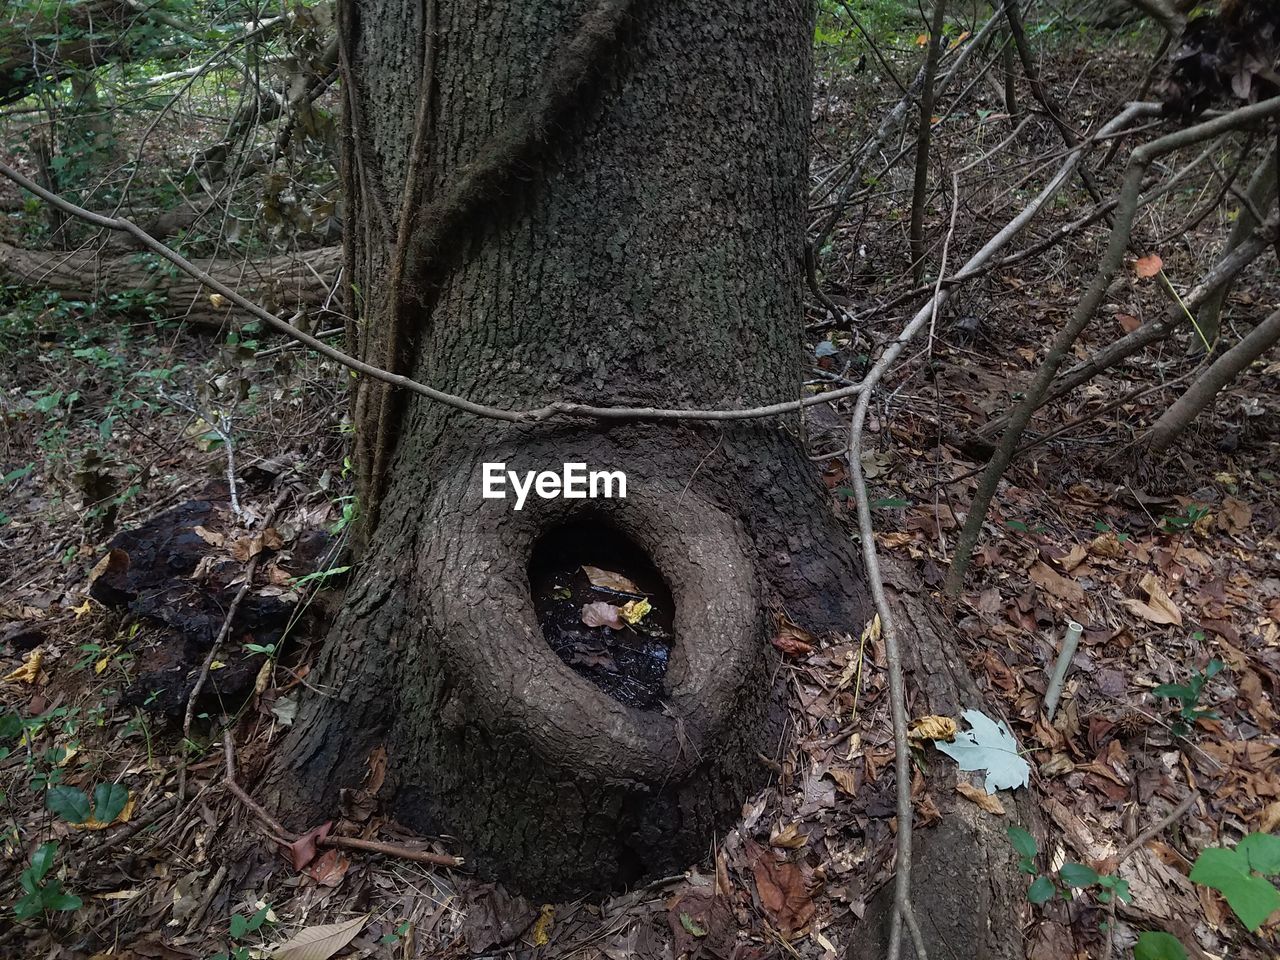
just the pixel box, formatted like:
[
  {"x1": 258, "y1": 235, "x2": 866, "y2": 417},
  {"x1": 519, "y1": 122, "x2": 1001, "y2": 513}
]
[{"x1": 2, "y1": 16, "x2": 1280, "y2": 960}]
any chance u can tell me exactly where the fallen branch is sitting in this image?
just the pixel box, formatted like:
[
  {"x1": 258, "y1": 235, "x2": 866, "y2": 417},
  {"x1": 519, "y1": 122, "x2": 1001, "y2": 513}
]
[
  {"x1": 945, "y1": 95, "x2": 1280, "y2": 597},
  {"x1": 1145, "y1": 304, "x2": 1280, "y2": 452}
]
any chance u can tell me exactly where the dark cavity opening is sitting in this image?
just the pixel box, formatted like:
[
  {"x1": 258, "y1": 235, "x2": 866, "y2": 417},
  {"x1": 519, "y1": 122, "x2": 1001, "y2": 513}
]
[{"x1": 528, "y1": 518, "x2": 675, "y2": 709}]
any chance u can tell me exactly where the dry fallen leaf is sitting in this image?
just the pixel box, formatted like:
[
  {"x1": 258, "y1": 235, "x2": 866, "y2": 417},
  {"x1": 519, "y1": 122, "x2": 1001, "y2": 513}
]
[
  {"x1": 826, "y1": 766, "x2": 858, "y2": 796},
  {"x1": 1029, "y1": 561, "x2": 1086, "y2": 606},
  {"x1": 4, "y1": 648, "x2": 44, "y2": 684},
  {"x1": 1260, "y1": 801, "x2": 1280, "y2": 834},
  {"x1": 1123, "y1": 573, "x2": 1182, "y2": 626},
  {"x1": 581, "y1": 565, "x2": 641, "y2": 594},
  {"x1": 193, "y1": 526, "x2": 224, "y2": 548},
  {"x1": 87, "y1": 548, "x2": 129, "y2": 586},
  {"x1": 1134, "y1": 253, "x2": 1163, "y2": 278},
  {"x1": 581, "y1": 601, "x2": 624, "y2": 630},
  {"x1": 909, "y1": 715, "x2": 957, "y2": 742},
  {"x1": 305, "y1": 849, "x2": 350, "y2": 887},
  {"x1": 1219, "y1": 496, "x2": 1252, "y2": 534},
  {"x1": 748, "y1": 840, "x2": 815, "y2": 939},
  {"x1": 270, "y1": 915, "x2": 366, "y2": 960},
  {"x1": 956, "y1": 781, "x2": 1006, "y2": 815},
  {"x1": 772, "y1": 615, "x2": 815, "y2": 657},
  {"x1": 1115, "y1": 312, "x2": 1142, "y2": 333},
  {"x1": 770, "y1": 822, "x2": 808, "y2": 849}
]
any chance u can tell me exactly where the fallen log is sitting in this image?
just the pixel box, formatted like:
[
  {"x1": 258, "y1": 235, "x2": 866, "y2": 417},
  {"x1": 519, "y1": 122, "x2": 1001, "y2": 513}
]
[{"x1": 0, "y1": 240, "x2": 341, "y2": 330}]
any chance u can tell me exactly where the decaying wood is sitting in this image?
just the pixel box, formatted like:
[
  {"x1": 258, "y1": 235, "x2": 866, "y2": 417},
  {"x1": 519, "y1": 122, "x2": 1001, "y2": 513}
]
[{"x1": 0, "y1": 240, "x2": 340, "y2": 329}]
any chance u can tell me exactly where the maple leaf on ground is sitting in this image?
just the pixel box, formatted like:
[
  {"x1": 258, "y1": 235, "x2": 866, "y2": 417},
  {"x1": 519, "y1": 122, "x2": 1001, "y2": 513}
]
[{"x1": 934, "y1": 710, "x2": 1031, "y2": 793}]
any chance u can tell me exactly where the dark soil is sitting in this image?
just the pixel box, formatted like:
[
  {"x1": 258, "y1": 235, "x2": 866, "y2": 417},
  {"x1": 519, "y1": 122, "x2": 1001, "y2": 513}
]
[{"x1": 527, "y1": 517, "x2": 674, "y2": 708}]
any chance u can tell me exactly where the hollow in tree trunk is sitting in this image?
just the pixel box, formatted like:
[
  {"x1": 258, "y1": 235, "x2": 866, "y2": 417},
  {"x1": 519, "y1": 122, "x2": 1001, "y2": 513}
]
[{"x1": 263, "y1": 0, "x2": 875, "y2": 898}]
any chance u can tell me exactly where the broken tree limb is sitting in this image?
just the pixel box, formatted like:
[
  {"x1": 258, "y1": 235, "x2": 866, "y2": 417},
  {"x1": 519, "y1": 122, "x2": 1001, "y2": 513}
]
[
  {"x1": 1195, "y1": 143, "x2": 1279, "y2": 344},
  {"x1": 0, "y1": 238, "x2": 340, "y2": 329},
  {"x1": 945, "y1": 95, "x2": 1280, "y2": 597},
  {"x1": 974, "y1": 216, "x2": 1276, "y2": 441},
  {"x1": 1145, "y1": 304, "x2": 1280, "y2": 452}
]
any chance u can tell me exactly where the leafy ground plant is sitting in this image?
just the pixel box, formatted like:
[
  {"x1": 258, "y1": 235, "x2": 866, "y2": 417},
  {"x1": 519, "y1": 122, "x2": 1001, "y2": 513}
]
[
  {"x1": 1134, "y1": 930, "x2": 1188, "y2": 959},
  {"x1": 1007, "y1": 826, "x2": 1131, "y2": 906},
  {"x1": 13, "y1": 842, "x2": 82, "y2": 921},
  {"x1": 1188, "y1": 832, "x2": 1280, "y2": 932},
  {"x1": 1154, "y1": 656, "x2": 1223, "y2": 735}
]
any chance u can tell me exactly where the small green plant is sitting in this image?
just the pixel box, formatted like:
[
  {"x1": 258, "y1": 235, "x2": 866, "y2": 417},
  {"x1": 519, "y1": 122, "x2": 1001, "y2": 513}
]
[
  {"x1": 1159, "y1": 503, "x2": 1209, "y2": 534},
  {"x1": 212, "y1": 903, "x2": 274, "y2": 960},
  {"x1": 380, "y1": 920, "x2": 411, "y2": 945},
  {"x1": 329, "y1": 494, "x2": 359, "y2": 534},
  {"x1": 1007, "y1": 826, "x2": 1131, "y2": 907},
  {"x1": 1153, "y1": 656, "x2": 1223, "y2": 735},
  {"x1": 1134, "y1": 930, "x2": 1187, "y2": 959},
  {"x1": 1189, "y1": 832, "x2": 1280, "y2": 932},
  {"x1": 46, "y1": 782, "x2": 129, "y2": 826},
  {"x1": 12, "y1": 842, "x2": 82, "y2": 921}
]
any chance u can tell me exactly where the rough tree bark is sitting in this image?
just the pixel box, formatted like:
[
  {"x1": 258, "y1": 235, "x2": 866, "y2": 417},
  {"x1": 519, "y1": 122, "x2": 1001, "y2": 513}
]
[
  {"x1": 260, "y1": 0, "x2": 1030, "y2": 931},
  {"x1": 264, "y1": 0, "x2": 875, "y2": 899},
  {"x1": 0, "y1": 240, "x2": 339, "y2": 328}
]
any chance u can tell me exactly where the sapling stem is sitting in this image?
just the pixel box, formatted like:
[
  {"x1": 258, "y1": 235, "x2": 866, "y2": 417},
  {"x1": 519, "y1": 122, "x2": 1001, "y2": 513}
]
[{"x1": 1044, "y1": 620, "x2": 1084, "y2": 721}]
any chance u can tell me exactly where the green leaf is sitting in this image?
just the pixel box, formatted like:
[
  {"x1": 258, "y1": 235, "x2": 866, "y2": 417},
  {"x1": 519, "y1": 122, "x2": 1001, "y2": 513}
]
[
  {"x1": 41, "y1": 887, "x2": 81, "y2": 912},
  {"x1": 13, "y1": 890, "x2": 43, "y2": 919},
  {"x1": 1237, "y1": 833, "x2": 1280, "y2": 875},
  {"x1": 1189, "y1": 847, "x2": 1280, "y2": 931},
  {"x1": 1152, "y1": 683, "x2": 1192, "y2": 701},
  {"x1": 46, "y1": 786, "x2": 91, "y2": 823},
  {"x1": 230, "y1": 913, "x2": 250, "y2": 938},
  {"x1": 93, "y1": 783, "x2": 129, "y2": 824},
  {"x1": 248, "y1": 903, "x2": 271, "y2": 932},
  {"x1": 1060, "y1": 863, "x2": 1101, "y2": 888},
  {"x1": 1007, "y1": 825, "x2": 1037, "y2": 859},
  {"x1": 1133, "y1": 931, "x2": 1187, "y2": 960},
  {"x1": 0, "y1": 713, "x2": 22, "y2": 739},
  {"x1": 679, "y1": 912, "x2": 708, "y2": 937},
  {"x1": 28, "y1": 842, "x2": 56, "y2": 883},
  {"x1": 1027, "y1": 875, "x2": 1055, "y2": 904}
]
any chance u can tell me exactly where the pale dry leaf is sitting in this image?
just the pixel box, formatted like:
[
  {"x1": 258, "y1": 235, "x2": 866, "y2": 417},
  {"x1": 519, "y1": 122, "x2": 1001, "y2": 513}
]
[
  {"x1": 1123, "y1": 573, "x2": 1182, "y2": 627},
  {"x1": 826, "y1": 767, "x2": 858, "y2": 796},
  {"x1": 87, "y1": 548, "x2": 129, "y2": 586},
  {"x1": 581, "y1": 601, "x2": 624, "y2": 630},
  {"x1": 193, "y1": 526, "x2": 224, "y2": 548},
  {"x1": 1029, "y1": 561, "x2": 1085, "y2": 606},
  {"x1": 956, "y1": 780, "x2": 1005, "y2": 815},
  {"x1": 769, "y1": 822, "x2": 808, "y2": 849},
  {"x1": 3, "y1": 648, "x2": 44, "y2": 684},
  {"x1": 772, "y1": 615, "x2": 815, "y2": 656},
  {"x1": 270, "y1": 915, "x2": 366, "y2": 960},
  {"x1": 581, "y1": 565, "x2": 641, "y2": 594}
]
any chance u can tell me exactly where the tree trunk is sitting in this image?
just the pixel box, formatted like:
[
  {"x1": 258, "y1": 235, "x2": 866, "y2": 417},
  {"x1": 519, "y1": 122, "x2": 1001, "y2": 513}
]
[
  {"x1": 0, "y1": 241, "x2": 340, "y2": 329},
  {"x1": 265, "y1": 0, "x2": 875, "y2": 898}
]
